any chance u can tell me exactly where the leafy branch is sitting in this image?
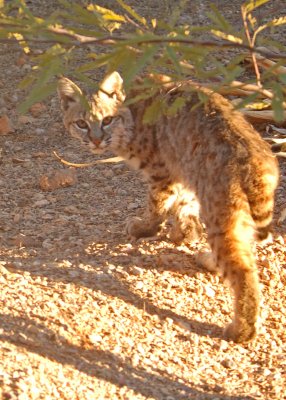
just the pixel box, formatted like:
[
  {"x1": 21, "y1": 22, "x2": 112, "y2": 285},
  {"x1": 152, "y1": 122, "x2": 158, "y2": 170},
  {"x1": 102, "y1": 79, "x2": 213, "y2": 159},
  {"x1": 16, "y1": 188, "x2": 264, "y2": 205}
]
[{"x1": 0, "y1": 0, "x2": 285, "y2": 120}]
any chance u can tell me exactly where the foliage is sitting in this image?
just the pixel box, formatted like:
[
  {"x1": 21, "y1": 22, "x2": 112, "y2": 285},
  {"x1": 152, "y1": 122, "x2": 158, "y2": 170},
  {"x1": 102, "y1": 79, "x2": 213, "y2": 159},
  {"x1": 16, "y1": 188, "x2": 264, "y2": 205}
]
[{"x1": 0, "y1": 0, "x2": 285, "y2": 120}]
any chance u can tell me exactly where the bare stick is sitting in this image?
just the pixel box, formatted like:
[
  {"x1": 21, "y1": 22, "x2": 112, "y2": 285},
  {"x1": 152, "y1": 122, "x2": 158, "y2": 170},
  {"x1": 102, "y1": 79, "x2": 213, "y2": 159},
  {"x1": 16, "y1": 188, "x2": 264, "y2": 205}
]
[
  {"x1": 53, "y1": 151, "x2": 124, "y2": 168},
  {"x1": 241, "y1": 6, "x2": 261, "y2": 87}
]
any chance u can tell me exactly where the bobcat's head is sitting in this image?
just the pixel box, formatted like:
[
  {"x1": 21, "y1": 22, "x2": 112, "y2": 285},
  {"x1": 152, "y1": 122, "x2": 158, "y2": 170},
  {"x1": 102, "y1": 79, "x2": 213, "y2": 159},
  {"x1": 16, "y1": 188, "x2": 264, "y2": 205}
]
[{"x1": 57, "y1": 72, "x2": 133, "y2": 155}]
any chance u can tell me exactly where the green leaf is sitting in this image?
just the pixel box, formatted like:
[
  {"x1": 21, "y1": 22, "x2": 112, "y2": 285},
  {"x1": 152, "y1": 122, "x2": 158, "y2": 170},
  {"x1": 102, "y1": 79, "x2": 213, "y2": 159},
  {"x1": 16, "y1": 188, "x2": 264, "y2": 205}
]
[
  {"x1": 58, "y1": 0, "x2": 108, "y2": 28},
  {"x1": 232, "y1": 92, "x2": 260, "y2": 110},
  {"x1": 207, "y1": 4, "x2": 231, "y2": 31},
  {"x1": 143, "y1": 98, "x2": 163, "y2": 124},
  {"x1": 123, "y1": 45, "x2": 159, "y2": 86},
  {"x1": 166, "y1": 97, "x2": 186, "y2": 116},
  {"x1": 271, "y1": 83, "x2": 285, "y2": 122},
  {"x1": 210, "y1": 29, "x2": 243, "y2": 44},
  {"x1": 125, "y1": 89, "x2": 156, "y2": 106},
  {"x1": 254, "y1": 16, "x2": 286, "y2": 37},
  {"x1": 18, "y1": 44, "x2": 66, "y2": 113},
  {"x1": 279, "y1": 74, "x2": 286, "y2": 84},
  {"x1": 87, "y1": 4, "x2": 125, "y2": 22},
  {"x1": 76, "y1": 53, "x2": 115, "y2": 73},
  {"x1": 18, "y1": 82, "x2": 57, "y2": 114},
  {"x1": 18, "y1": 74, "x2": 36, "y2": 89},
  {"x1": 116, "y1": 0, "x2": 146, "y2": 26},
  {"x1": 242, "y1": 0, "x2": 270, "y2": 15},
  {"x1": 107, "y1": 47, "x2": 135, "y2": 74},
  {"x1": 166, "y1": 46, "x2": 182, "y2": 74},
  {"x1": 168, "y1": 0, "x2": 188, "y2": 27}
]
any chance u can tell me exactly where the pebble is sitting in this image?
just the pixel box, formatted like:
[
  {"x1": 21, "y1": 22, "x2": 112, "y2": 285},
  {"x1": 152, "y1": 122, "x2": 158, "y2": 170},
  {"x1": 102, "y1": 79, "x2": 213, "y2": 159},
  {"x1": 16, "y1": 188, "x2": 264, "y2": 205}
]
[
  {"x1": 22, "y1": 63, "x2": 32, "y2": 72},
  {"x1": 0, "y1": 115, "x2": 14, "y2": 134},
  {"x1": 102, "y1": 169, "x2": 113, "y2": 178},
  {"x1": 18, "y1": 115, "x2": 33, "y2": 125},
  {"x1": 42, "y1": 240, "x2": 53, "y2": 249},
  {"x1": 134, "y1": 281, "x2": 144, "y2": 290},
  {"x1": 205, "y1": 284, "x2": 215, "y2": 297},
  {"x1": 29, "y1": 102, "x2": 46, "y2": 117},
  {"x1": 89, "y1": 333, "x2": 103, "y2": 344},
  {"x1": 131, "y1": 266, "x2": 144, "y2": 276},
  {"x1": 221, "y1": 357, "x2": 236, "y2": 369},
  {"x1": 35, "y1": 128, "x2": 45, "y2": 135},
  {"x1": 127, "y1": 202, "x2": 139, "y2": 210},
  {"x1": 34, "y1": 199, "x2": 50, "y2": 207}
]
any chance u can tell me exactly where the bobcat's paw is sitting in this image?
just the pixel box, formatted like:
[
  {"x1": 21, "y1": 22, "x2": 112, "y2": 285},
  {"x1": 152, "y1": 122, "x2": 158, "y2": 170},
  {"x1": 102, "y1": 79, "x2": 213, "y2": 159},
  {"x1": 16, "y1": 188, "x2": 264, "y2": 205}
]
[
  {"x1": 195, "y1": 251, "x2": 218, "y2": 273},
  {"x1": 169, "y1": 217, "x2": 203, "y2": 245},
  {"x1": 223, "y1": 320, "x2": 257, "y2": 343},
  {"x1": 125, "y1": 217, "x2": 160, "y2": 240}
]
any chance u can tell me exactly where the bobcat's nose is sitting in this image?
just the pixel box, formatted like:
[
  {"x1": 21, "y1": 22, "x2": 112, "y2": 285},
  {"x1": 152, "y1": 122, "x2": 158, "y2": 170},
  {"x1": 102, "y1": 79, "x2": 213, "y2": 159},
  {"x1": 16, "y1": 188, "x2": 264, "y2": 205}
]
[
  {"x1": 91, "y1": 137, "x2": 101, "y2": 146},
  {"x1": 89, "y1": 125, "x2": 104, "y2": 147}
]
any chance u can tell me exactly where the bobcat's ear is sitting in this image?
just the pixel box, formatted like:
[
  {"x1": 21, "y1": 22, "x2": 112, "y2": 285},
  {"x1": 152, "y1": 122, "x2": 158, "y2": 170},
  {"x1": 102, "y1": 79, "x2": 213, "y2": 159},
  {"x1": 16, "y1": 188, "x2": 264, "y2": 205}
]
[
  {"x1": 57, "y1": 77, "x2": 83, "y2": 111},
  {"x1": 99, "y1": 71, "x2": 125, "y2": 102}
]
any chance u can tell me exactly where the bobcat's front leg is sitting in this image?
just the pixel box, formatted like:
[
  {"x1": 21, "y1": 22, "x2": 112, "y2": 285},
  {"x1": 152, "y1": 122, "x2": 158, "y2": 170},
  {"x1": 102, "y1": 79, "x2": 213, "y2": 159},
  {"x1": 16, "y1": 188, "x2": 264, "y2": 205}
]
[{"x1": 126, "y1": 181, "x2": 176, "y2": 240}]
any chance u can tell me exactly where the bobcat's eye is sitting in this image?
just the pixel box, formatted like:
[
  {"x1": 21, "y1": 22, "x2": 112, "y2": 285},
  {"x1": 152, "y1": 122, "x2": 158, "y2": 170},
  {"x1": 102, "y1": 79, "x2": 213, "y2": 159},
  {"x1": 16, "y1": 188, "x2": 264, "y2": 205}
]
[
  {"x1": 75, "y1": 119, "x2": 89, "y2": 130},
  {"x1": 102, "y1": 116, "x2": 113, "y2": 127}
]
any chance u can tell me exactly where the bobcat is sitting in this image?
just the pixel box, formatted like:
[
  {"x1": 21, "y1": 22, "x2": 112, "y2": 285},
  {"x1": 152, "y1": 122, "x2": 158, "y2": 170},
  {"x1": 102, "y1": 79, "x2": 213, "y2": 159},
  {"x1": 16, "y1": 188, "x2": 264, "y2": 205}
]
[{"x1": 58, "y1": 72, "x2": 279, "y2": 343}]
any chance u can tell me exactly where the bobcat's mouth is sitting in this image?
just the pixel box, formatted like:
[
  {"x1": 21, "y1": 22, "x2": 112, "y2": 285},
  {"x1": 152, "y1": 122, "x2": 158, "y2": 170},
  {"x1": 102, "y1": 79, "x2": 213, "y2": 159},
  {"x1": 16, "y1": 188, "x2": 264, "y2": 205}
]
[{"x1": 88, "y1": 140, "x2": 107, "y2": 154}]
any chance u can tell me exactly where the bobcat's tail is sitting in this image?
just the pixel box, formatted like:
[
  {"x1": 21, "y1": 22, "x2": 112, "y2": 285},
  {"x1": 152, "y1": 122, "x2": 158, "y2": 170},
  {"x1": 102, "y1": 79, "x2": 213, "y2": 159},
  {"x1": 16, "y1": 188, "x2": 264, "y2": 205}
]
[{"x1": 248, "y1": 168, "x2": 278, "y2": 242}]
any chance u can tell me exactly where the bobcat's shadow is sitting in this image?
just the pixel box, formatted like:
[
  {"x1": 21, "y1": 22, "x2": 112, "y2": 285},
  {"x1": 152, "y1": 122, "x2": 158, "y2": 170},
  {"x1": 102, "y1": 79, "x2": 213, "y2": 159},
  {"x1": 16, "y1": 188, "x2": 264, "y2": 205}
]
[
  {"x1": 0, "y1": 313, "x2": 255, "y2": 400},
  {"x1": 5, "y1": 237, "x2": 223, "y2": 341}
]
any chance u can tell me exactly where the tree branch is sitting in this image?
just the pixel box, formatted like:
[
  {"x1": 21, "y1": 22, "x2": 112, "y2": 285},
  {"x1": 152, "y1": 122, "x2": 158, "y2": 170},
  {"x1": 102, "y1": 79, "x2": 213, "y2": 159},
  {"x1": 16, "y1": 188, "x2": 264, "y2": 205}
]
[
  {"x1": 1, "y1": 24, "x2": 286, "y2": 60},
  {"x1": 241, "y1": 5, "x2": 262, "y2": 87}
]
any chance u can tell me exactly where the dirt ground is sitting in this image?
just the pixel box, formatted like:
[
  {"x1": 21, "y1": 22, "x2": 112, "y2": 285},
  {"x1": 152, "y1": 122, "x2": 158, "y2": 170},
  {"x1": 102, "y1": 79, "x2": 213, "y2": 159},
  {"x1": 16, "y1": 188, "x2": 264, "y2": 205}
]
[{"x1": 0, "y1": 1, "x2": 286, "y2": 399}]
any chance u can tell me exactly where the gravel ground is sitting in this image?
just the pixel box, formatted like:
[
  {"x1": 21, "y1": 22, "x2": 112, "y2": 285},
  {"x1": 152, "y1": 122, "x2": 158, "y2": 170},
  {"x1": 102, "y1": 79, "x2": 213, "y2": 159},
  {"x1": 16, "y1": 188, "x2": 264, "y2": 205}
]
[{"x1": 0, "y1": 1, "x2": 286, "y2": 399}]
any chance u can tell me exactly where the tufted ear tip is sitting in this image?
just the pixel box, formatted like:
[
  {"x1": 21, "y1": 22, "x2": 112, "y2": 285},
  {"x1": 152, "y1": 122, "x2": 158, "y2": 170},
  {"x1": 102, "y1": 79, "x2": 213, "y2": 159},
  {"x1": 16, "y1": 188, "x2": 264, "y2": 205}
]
[{"x1": 99, "y1": 71, "x2": 125, "y2": 102}]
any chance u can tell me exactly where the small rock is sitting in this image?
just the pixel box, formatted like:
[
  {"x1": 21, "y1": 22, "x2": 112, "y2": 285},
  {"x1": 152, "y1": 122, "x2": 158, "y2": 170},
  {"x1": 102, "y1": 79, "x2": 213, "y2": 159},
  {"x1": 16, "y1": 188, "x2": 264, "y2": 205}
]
[
  {"x1": 42, "y1": 239, "x2": 53, "y2": 249},
  {"x1": 35, "y1": 128, "x2": 45, "y2": 135},
  {"x1": 205, "y1": 285, "x2": 215, "y2": 297},
  {"x1": 131, "y1": 266, "x2": 144, "y2": 276},
  {"x1": 22, "y1": 63, "x2": 32, "y2": 72},
  {"x1": 221, "y1": 357, "x2": 236, "y2": 369},
  {"x1": 34, "y1": 199, "x2": 50, "y2": 207},
  {"x1": 33, "y1": 193, "x2": 45, "y2": 200},
  {"x1": 89, "y1": 333, "x2": 103, "y2": 344},
  {"x1": 16, "y1": 56, "x2": 27, "y2": 67},
  {"x1": 29, "y1": 102, "x2": 47, "y2": 117},
  {"x1": 134, "y1": 281, "x2": 144, "y2": 290},
  {"x1": 32, "y1": 152, "x2": 47, "y2": 158},
  {"x1": 10, "y1": 94, "x2": 18, "y2": 103},
  {"x1": 13, "y1": 214, "x2": 21, "y2": 223},
  {"x1": 0, "y1": 115, "x2": 14, "y2": 134},
  {"x1": 128, "y1": 202, "x2": 139, "y2": 210},
  {"x1": 39, "y1": 169, "x2": 77, "y2": 191},
  {"x1": 102, "y1": 169, "x2": 113, "y2": 178},
  {"x1": 32, "y1": 49, "x2": 43, "y2": 55},
  {"x1": 64, "y1": 205, "x2": 79, "y2": 214},
  {"x1": 18, "y1": 115, "x2": 34, "y2": 125}
]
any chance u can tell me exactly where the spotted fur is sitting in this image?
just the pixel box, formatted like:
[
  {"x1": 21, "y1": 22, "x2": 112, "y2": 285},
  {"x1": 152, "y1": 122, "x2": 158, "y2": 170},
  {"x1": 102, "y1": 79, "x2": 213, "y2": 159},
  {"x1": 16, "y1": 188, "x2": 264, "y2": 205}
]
[{"x1": 58, "y1": 72, "x2": 279, "y2": 343}]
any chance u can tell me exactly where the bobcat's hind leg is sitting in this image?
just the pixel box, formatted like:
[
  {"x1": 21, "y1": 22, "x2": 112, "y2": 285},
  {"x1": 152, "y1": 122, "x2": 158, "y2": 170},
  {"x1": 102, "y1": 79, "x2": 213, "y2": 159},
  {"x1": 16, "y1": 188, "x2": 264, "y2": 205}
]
[{"x1": 169, "y1": 189, "x2": 203, "y2": 245}]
